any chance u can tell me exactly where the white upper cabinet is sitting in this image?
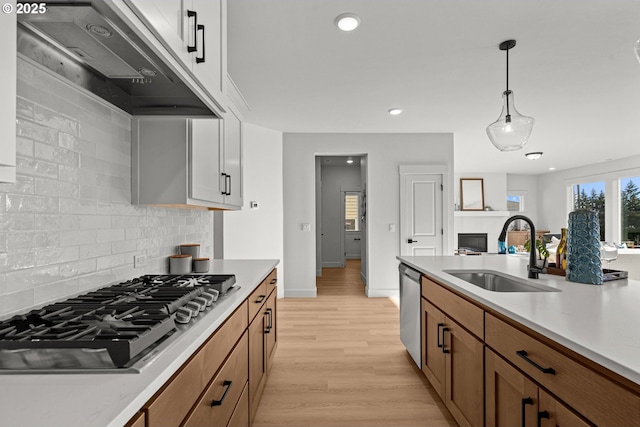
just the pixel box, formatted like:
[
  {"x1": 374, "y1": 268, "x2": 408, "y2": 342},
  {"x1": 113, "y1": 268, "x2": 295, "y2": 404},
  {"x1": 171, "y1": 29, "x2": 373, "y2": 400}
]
[
  {"x1": 132, "y1": 115, "x2": 241, "y2": 210},
  {"x1": 125, "y1": 0, "x2": 225, "y2": 102},
  {"x1": 1, "y1": 2, "x2": 16, "y2": 183},
  {"x1": 222, "y1": 107, "x2": 242, "y2": 207}
]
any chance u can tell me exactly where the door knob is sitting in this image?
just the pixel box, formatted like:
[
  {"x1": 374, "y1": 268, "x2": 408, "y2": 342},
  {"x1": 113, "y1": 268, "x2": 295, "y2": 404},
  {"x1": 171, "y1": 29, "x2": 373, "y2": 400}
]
[{"x1": 408, "y1": 239, "x2": 418, "y2": 243}]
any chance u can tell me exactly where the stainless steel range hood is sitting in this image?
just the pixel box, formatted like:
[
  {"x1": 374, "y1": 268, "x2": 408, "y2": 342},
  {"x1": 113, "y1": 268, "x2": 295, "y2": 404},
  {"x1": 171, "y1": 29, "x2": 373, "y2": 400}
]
[{"x1": 17, "y1": 1, "x2": 218, "y2": 117}]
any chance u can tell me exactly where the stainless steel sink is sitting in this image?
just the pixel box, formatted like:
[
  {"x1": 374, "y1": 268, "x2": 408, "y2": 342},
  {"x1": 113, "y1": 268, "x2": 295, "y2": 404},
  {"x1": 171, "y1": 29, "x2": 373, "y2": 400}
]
[{"x1": 444, "y1": 270, "x2": 560, "y2": 292}]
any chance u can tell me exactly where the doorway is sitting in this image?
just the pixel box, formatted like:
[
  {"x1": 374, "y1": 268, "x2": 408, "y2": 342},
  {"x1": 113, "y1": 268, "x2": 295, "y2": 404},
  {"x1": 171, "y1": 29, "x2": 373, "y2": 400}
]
[{"x1": 315, "y1": 155, "x2": 368, "y2": 289}]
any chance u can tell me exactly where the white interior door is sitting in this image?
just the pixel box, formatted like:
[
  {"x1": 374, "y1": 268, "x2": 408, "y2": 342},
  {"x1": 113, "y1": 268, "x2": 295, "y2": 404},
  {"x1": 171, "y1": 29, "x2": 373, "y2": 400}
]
[{"x1": 400, "y1": 173, "x2": 443, "y2": 256}]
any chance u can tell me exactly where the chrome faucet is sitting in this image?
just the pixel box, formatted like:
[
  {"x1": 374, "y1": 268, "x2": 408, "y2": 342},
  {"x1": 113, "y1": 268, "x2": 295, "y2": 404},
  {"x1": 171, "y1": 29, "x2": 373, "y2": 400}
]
[{"x1": 498, "y1": 215, "x2": 543, "y2": 279}]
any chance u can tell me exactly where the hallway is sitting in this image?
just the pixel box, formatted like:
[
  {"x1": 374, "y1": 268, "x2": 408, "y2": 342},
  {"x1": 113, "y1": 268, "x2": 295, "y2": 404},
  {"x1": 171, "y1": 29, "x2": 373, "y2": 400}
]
[{"x1": 253, "y1": 260, "x2": 455, "y2": 426}]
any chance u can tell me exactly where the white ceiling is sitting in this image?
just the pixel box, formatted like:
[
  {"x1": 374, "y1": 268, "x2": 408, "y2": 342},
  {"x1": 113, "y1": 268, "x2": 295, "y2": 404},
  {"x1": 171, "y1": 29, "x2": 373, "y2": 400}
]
[{"x1": 227, "y1": 0, "x2": 640, "y2": 175}]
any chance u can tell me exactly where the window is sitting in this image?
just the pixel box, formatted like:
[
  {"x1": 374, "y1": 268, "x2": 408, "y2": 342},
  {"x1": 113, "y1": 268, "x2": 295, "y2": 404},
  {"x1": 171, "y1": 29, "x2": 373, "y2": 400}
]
[
  {"x1": 507, "y1": 194, "x2": 524, "y2": 212},
  {"x1": 621, "y1": 176, "x2": 640, "y2": 247},
  {"x1": 345, "y1": 192, "x2": 360, "y2": 231},
  {"x1": 572, "y1": 181, "x2": 605, "y2": 240}
]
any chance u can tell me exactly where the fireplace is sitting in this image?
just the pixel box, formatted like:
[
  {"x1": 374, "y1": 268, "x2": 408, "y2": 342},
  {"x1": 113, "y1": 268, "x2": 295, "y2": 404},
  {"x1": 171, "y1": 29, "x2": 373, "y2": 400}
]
[{"x1": 458, "y1": 233, "x2": 488, "y2": 253}]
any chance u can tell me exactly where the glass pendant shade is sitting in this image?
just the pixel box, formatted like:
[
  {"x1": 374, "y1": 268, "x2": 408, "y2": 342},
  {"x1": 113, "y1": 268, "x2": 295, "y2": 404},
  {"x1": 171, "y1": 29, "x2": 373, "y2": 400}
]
[{"x1": 486, "y1": 90, "x2": 535, "y2": 151}]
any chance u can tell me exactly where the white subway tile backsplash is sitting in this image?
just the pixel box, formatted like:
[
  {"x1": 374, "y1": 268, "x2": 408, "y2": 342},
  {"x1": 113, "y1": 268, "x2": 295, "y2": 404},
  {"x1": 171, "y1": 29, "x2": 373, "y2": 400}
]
[
  {"x1": 0, "y1": 59, "x2": 214, "y2": 317},
  {"x1": 16, "y1": 137, "x2": 34, "y2": 157},
  {"x1": 34, "y1": 105, "x2": 79, "y2": 136}
]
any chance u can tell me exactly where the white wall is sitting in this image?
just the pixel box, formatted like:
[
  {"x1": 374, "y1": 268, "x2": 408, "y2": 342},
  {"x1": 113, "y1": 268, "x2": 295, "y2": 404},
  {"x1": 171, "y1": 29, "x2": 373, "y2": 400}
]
[
  {"x1": 223, "y1": 123, "x2": 284, "y2": 297},
  {"x1": 507, "y1": 174, "x2": 539, "y2": 226},
  {"x1": 455, "y1": 173, "x2": 507, "y2": 211},
  {"x1": 283, "y1": 133, "x2": 454, "y2": 298}
]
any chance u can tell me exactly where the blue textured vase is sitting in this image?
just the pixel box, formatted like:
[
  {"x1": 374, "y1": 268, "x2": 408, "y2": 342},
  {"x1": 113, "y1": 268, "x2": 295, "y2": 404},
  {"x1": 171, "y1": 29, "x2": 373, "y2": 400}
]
[{"x1": 566, "y1": 209, "x2": 603, "y2": 285}]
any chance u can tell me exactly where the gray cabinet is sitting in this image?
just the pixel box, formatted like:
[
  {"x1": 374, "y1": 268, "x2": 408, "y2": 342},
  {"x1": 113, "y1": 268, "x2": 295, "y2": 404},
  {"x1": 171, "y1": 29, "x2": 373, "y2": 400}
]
[
  {"x1": 1, "y1": 2, "x2": 16, "y2": 183},
  {"x1": 132, "y1": 115, "x2": 241, "y2": 209}
]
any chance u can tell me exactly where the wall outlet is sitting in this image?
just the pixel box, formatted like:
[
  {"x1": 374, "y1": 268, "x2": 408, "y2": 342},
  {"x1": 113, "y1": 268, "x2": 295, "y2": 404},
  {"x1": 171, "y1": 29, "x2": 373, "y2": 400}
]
[
  {"x1": 250, "y1": 201, "x2": 259, "y2": 210},
  {"x1": 134, "y1": 255, "x2": 147, "y2": 268}
]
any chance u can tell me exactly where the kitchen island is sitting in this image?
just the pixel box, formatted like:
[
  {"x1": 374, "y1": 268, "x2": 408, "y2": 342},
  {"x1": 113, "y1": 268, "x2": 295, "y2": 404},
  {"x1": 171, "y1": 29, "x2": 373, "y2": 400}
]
[
  {"x1": 399, "y1": 254, "x2": 640, "y2": 426},
  {"x1": 0, "y1": 259, "x2": 278, "y2": 427}
]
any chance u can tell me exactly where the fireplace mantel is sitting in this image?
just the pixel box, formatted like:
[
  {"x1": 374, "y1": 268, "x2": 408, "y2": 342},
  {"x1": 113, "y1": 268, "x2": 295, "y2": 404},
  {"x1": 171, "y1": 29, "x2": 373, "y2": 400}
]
[{"x1": 454, "y1": 210, "x2": 511, "y2": 217}]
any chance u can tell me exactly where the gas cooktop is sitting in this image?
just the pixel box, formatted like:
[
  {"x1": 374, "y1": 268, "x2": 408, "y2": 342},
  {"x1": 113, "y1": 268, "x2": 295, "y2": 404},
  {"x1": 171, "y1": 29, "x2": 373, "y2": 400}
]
[{"x1": 0, "y1": 274, "x2": 237, "y2": 373}]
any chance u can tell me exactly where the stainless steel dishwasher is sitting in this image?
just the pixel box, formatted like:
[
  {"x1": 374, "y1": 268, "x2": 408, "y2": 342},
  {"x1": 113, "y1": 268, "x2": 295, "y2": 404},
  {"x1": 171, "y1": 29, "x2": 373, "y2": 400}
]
[{"x1": 399, "y1": 263, "x2": 421, "y2": 367}]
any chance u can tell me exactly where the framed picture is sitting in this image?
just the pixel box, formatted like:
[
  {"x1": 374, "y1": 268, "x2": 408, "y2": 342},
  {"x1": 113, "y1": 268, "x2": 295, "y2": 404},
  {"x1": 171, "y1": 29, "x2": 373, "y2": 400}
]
[{"x1": 460, "y1": 178, "x2": 485, "y2": 211}]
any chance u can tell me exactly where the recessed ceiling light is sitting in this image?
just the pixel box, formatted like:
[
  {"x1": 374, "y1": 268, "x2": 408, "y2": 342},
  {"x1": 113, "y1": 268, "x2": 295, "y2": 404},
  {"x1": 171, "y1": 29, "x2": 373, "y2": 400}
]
[
  {"x1": 388, "y1": 108, "x2": 403, "y2": 116},
  {"x1": 525, "y1": 152, "x2": 543, "y2": 160},
  {"x1": 346, "y1": 159, "x2": 354, "y2": 164},
  {"x1": 548, "y1": 167, "x2": 556, "y2": 171},
  {"x1": 335, "y1": 13, "x2": 361, "y2": 32}
]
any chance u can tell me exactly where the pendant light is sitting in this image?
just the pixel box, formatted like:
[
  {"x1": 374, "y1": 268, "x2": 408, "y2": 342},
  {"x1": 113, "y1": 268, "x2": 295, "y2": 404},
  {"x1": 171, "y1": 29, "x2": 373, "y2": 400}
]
[{"x1": 486, "y1": 40, "x2": 535, "y2": 151}]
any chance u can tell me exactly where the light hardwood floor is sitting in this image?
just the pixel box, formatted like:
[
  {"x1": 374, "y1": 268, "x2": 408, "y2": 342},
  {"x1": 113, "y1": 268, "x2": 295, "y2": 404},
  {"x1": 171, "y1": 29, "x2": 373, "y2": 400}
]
[{"x1": 253, "y1": 259, "x2": 456, "y2": 427}]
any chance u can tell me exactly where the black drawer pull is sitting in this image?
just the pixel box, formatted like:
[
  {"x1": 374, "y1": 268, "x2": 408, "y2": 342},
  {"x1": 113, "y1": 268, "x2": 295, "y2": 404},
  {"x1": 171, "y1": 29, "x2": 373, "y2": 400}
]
[
  {"x1": 255, "y1": 295, "x2": 266, "y2": 304},
  {"x1": 196, "y1": 24, "x2": 205, "y2": 63},
  {"x1": 537, "y1": 410, "x2": 550, "y2": 427},
  {"x1": 442, "y1": 327, "x2": 450, "y2": 354},
  {"x1": 521, "y1": 397, "x2": 533, "y2": 427},
  {"x1": 186, "y1": 10, "x2": 198, "y2": 53},
  {"x1": 210, "y1": 380, "x2": 232, "y2": 407},
  {"x1": 436, "y1": 323, "x2": 444, "y2": 348},
  {"x1": 516, "y1": 350, "x2": 556, "y2": 375},
  {"x1": 270, "y1": 278, "x2": 277, "y2": 285}
]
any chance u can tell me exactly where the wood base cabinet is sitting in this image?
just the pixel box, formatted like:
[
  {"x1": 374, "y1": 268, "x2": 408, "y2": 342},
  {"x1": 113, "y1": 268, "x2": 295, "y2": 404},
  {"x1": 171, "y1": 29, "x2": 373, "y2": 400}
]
[
  {"x1": 421, "y1": 280, "x2": 484, "y2": 427},
  {"x1": 248, "y1": 269, "x2": 278, "y2": 424},
  {"x1": 486, "y1": 348, "x2": 590, "y2": 427},
  {"x1": 418, "y1": 272, "x2": 640, "y2": 427}
]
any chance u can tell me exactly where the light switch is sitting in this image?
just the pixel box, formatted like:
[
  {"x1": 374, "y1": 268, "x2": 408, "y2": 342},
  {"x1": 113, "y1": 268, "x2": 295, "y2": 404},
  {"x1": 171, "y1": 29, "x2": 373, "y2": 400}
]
[
  {"x1": 389, "y1": 224, "x2": 396, "y2": 232},
  {"x1": 301, "y1": 223, "x2": 311, "y2": 232}
]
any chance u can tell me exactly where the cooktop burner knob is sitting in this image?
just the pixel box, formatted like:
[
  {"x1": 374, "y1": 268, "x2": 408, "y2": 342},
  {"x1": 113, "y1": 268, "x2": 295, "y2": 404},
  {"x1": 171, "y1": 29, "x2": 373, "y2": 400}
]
[
  {"x1": 205, "y1": 288, "x2": 220, "y2": 301},
  {"x1": 175, "y1": 307, "x2": 192, "y2": 324},
  {"x1": 200, "y1": 292, "x2": 216, "y2": 306},
  {"x1": 185, "y1": 301, "x2": 202, "y2": 316},
  {"x1": 193, "y1": 297, "x2": 208, "y2": 309}
]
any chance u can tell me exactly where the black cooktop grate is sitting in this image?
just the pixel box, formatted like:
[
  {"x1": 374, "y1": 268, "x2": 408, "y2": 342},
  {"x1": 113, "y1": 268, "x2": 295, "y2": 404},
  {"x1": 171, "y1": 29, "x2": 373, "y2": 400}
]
[{"x1": 0, "y1": 274, "x2": 236, "y2": 369}]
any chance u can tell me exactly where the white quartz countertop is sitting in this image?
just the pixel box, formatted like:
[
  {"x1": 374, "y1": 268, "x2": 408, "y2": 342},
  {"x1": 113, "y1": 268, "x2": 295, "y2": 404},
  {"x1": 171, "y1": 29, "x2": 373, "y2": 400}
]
[
  {"x1": 0, "y1": 259, "x2": 279, "y2": 427},
  {"x1": 397, "y1": 255, "x2": 640, "y2": 386}
]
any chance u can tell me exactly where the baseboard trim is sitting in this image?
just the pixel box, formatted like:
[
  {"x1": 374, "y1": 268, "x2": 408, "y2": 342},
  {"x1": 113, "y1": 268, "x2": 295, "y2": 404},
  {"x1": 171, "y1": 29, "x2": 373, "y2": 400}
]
[
  {"x1": 322, "y1": 262, "x2": 344, "y2": 268},
  {"x1": 365, "y1": 289, "x2": 400, "y2": 298},
  {"x1": 284, "y1": 289, "x2": 318, "y2": 298}
]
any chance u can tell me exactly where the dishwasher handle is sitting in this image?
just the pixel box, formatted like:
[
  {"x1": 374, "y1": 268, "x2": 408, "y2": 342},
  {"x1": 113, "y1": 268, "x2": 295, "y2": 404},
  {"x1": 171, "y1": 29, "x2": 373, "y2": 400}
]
[{"x1": 399, "y1": 264, "x2": 422, "y2": 282}]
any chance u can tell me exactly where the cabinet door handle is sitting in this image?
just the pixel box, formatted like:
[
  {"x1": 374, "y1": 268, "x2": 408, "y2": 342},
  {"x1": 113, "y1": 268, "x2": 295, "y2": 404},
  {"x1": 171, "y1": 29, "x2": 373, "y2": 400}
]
[
  {"x1": 186, "y1": 10, "x2": 198, "y2": 53},
  {"x1": 221, "y1": 173, "x2": 227, "y2": 195},
  {"x1": 225, "y1": 174, "x2": 231, "y2": 195},
  {"x1": 255, "y1": 295, "x2": 266, "y2": 304},
  {"x1": 441, "y1": 327, "x2": 450, "y2": 354},
  {"x1": 436, "y1": 323, "x2": 444, "y2": 348},
  {"x1": 537, "y1": 410, "x2": 550, "y2": 427},
  {"x1": 516, "y1": 350, "x2": 556, "y2": 375},
  {"x1": 265, "y1": 308, "x2": 273, "y2": 333},
  {"x1": 521, "y1": 397, "x2": 533, "y2": 427},
  {"x1": 210, "y1": 380, "x2": 232, "y2": 407},
  {"x1": 196, "y1": 24, "x2": 205, "y2": 63}
]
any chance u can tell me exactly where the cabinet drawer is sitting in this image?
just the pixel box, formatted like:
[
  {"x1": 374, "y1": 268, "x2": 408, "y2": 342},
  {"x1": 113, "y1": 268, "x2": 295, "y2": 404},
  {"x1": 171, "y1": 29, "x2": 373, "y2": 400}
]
[
  {"x1": 227, "y1": 382, "x2": 249, "y2": 427},
  {"x1": 265, "y1": 269, "x2": 277, "y2": 295},
  {"x1": 486, "y1": 313, "x2": 640, "y2": 427},
  {"x1": 203, "y1": 301, "x2": 248, "y2": 381},
  {"x1": 183, "y1": 332, "x2": 249, "y2": 427},
  {"x1": 248, "y1": 280, "x2": 268, "y2": 323},
  {"x1": 146, "y1": 301, "x2": 248, "y2": 426},
  {"x1": 421, "y1": 276, "x2": 484, "y2": 339}
]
